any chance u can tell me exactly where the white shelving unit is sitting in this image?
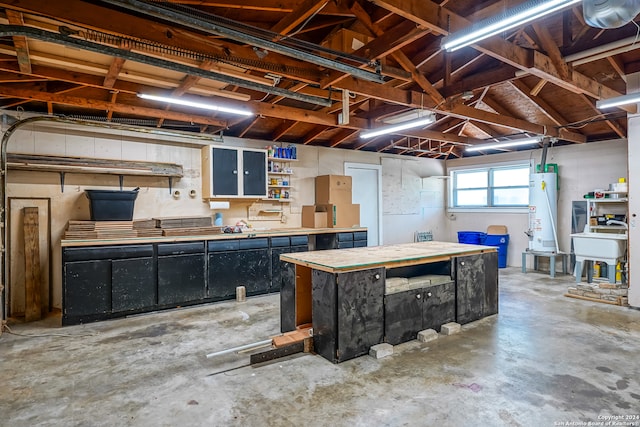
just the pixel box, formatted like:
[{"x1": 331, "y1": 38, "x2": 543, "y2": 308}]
[
  {"x1": 586, "y1": 191, "x2": 628, "y2": 233},
  {"x1": 266, "y1": 156, "x2": 296, "y2": 203}
]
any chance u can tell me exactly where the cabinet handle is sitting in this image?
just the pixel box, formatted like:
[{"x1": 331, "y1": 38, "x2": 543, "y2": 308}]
[
  {"x1": 233, "y1": 170, "x2": 238, "y2": 175},
  {"x1": 460, "y1": 261, "x2": 465, "y2": 266},
  {"x1": 374, "y1": 273, "x2": 380, "y2": 280},
  {"x1": 427, "y1": 292, "x2": 432, "y2": 297},
  {"x1": 416, "y1": 293, "x2": 421, "y2": 299},
  {"x1": 244, "y1": 170, "x2": 249, "y2": 175}
]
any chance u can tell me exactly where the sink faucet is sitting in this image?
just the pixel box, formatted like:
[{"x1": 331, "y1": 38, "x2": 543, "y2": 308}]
[{"x1": 606, "y1": 219, "x2": 628, "y2": 229}]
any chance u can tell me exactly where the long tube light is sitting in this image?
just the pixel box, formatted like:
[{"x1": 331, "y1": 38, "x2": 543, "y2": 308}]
[
  {"x1": 138, "y1": 94, "x2": 253, "y2": 116},
  {"x1": 360, "y1": 114, "x2": 435, "y2": 139},
  {"x1": 596, "y1": 92, "x2": 640, "y2": 109},
  {"x1": 466, "y1": 137, "x2": 541, "y2": 152},
  {"x1": 442, "y1": 0, "x2": 581, "y2": 52}
]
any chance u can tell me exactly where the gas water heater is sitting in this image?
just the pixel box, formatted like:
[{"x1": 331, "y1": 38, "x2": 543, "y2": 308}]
[{"x1": 528, "y1": 172, "x2": 558, "y2": 252}]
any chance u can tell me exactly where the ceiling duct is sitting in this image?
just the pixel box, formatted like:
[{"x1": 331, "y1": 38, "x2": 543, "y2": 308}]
[{"x1": 583, "y1": 0, "x2": 640, "y2": 28}]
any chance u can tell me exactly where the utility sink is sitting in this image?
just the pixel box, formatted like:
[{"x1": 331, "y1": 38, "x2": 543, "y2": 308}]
[{"x1": 571, "y1": 232, "x2": 627, "y2": 263}]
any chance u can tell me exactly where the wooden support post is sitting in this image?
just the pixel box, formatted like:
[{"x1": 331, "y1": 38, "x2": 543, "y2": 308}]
[{"x1": 23, "y1": 207, "x2": 42, "y2": 322}]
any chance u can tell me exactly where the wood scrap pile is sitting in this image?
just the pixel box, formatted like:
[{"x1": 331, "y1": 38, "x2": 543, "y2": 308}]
[
  {"x1": 64, "y1": 216, "x2": 222, "y2": 239},
  {"x1": 64, "y1": 221, "x2": 138, "y2": 239}
]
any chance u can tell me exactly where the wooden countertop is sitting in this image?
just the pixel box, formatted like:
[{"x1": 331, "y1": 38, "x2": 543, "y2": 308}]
[
  {"x1": 280, "y1": 241, "x2": 497, "y2": 273},
  {"x1": 61, "y1": 226, "x2": 367, "y2": 247}
]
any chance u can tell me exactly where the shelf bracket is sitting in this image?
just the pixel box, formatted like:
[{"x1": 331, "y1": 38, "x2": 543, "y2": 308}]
[
  {"x1": 168, "y1": 177, "x2": 173, "y2": 194},
  {"x1": 59, "y1": 172, "x2": 65, "y2": 193},
  {"x1": 118, "y1": 175, "x2": 124, "y2": 190}
]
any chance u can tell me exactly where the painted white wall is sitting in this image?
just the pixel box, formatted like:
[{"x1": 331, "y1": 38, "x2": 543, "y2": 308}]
[
  {"x1": 3, "y1": 119, "x2": 446, "y2": 310},
  {"x1": 626, "y1": 72, "x2": 640, "y2": 308},
  {"x1": 445, "y1": 140, "x2": 628, "y2": 269}
]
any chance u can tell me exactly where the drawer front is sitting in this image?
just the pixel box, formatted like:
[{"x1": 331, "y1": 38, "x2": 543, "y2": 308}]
[
  {"x1": 290, "y1": 235, "x2": 309, "y2": 246},
  {"x1": 336, "y1": 232, "x2": 353, "y2": 242},
  {"x1": 270, "y1": 236, "x2": 290, "y2": 247},
  {"x1": 353, "y1": 231, "x2": 368, "y2": 241},
  {"x1": 239, "y1": 238, "x2": 269, "y2": 250},
  {"x1": 208, "y1": 240, "x2": 240, "y2": 252},
  {"x1": 64, "y1": 245, "x2": 153, "y2": 262},
  {"x1": 157, "y1": 242, "x2": 204, "y2": 256}
]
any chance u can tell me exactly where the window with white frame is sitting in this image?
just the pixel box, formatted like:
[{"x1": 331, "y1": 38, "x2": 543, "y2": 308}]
[{"x1": 450, "y1": 164, "x2": 530, "y2": 208}]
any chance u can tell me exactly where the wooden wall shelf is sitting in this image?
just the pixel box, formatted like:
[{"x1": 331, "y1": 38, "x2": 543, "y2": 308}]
[{"x1": 7, "y1": 153, "x2": 183, "y2": 192}]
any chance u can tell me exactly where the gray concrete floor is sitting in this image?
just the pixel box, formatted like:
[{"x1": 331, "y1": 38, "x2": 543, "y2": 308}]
[{"x1": 2, "y1": 268, "x2": 640, "y2": 427}]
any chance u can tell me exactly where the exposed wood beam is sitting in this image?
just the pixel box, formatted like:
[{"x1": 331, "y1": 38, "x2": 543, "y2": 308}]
[
  {"x1": 272, "y1": 120, "x2": 298, "y2": 141},
  {"x1": 329, "y1": 129, "x2": 359, "y2": 147},
  {"x1": 270, "y1": 0, "x2": 329, "y2": 35},
  {"x1": 103, "y1": 57, "x2": 126, "y2": 89},
  {"x1": 301, "y1": 125, "x2": 329, "y2": 145},
  {"x1": 319, "y1": 20, "x2": 422, "y2": 87},
  {"x1": 5, "y1": 10, "x2": 31, "y2": 73},
  {"x1": 509, "y1": 80, "x2": 567, "y2": 126},
  {"x1": 531, "y1": 23, "x2": 570, "y2": 81},
  {"x1": 238, "y1": 117, "x2": 261, "y2": 138},
  {"x1": 578, "y1": 94, "x2": 626, "y2": 139},
  {"x1": 530, "y1": 79, "x2": 547, "y2": 96},
  {"x1": 0, "y1": 86, "x2": 230, "y2": 126},
  {"x1": 350, "y1": 0, "x2": 444, "y2": 106},
  {"x1": 369, "y1": 0, "x2": 635, "y2": 113},
  {"x1": 107, "y1": 91, "x2": 118, "y2": 121}
]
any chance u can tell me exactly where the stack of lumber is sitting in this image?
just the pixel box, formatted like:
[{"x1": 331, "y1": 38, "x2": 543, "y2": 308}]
[
  {"x1": 153, "y1": 216, "x2": 222, "y2": 236},
  {"x1": 65, "y1": 216, "x2": 223, "y2": 239},
  {"x1": 154, "y1": 216, "x2": 212, "y2": 228},
  {"x1": 64, "y1": 221, "x2": 137, "y2": 239}
]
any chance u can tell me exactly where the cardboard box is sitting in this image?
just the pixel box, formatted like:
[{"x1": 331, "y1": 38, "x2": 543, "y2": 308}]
[
  {"x1": 317, "y1": 203, "x2": 360, "y2": 228},
  {"x1": 302, "y1": 205, "x2": 328, "y2": 228},
  {"x1": 315, "y1": 175, "x2": 352, "y2": 205}
]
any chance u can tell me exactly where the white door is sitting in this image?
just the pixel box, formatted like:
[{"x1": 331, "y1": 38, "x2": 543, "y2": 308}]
[{"x1": 345, "y1": 163, "x2": 382, "y2": 246}]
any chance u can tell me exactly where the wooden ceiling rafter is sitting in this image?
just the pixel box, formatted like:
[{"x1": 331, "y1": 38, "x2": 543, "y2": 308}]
[{"x1": 5, "y1": 9, "x2": 31, "y2": 74}]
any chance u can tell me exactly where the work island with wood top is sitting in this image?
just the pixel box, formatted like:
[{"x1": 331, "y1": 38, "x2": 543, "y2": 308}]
[{"x1": 279, "y1": 241, "x2": 498, "y2": 363}]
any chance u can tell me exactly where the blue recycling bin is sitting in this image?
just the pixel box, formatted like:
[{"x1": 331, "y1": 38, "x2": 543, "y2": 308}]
[
  {"x1": 457, "y1": 231, "x2": 486, "y2": 245},
  {"x1": 484, "y1": 234, "x2": 509, "y2": 268}
]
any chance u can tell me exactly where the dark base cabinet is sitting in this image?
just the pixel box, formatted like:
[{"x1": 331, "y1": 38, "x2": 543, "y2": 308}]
[
  {"x1": 208, "y1": 238, "x2": 270, "y2": 300},
  {"x1": 312, "y1": 268, "x2": 385, "y2": 363},
  {"x1": 384, "y1": 276, "x2": 455, "y2": 345},
  {"x1": 455, "y1": 252, "x2": 499, "y2": 324},
  {"x1": 270, "y1": 236, "x2": 309, "y2": 293},
  {"x1": 315, "y1": 231, "x2": 367, "y2": 250},
  {"x1": 63, "y1": 245, "x2": 154, "y2": 325},
  {"x1": 157, "y1": 242, "x2": 205, "y2": 306}
]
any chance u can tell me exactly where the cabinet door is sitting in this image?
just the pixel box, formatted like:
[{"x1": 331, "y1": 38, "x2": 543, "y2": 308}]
[
  {"x1": 384, "y1": 289, "x2": 422, "y2": 345},
  {"x1": 158, "y1": 254, "x2": 205, "y2": 305},
  {"x1": 456, "y1": 252, "x2": 498, "y2": 324},
  {"x1": 242, "y1": 149, "x2": 267, "y2": 196},
  {"x1": 212, "y1": 147, "x2": 238, "y2": 196},
  {"x1": 209, "y1": 248, "x2": 270, "y2": 300},
  {"x1": 63, "y1": 260, "x2": 111, "y2": 322},
  {"x1": 422, "y1": 281, "x2": 456, "y2": 332},
  {"x1": 112, "y1": 257, "x2": 155, "y2": 312}
]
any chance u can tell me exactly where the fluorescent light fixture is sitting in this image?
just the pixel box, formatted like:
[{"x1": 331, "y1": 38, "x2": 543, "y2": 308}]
[
  {"x1": 441, "y1": 0, "x2": 581, "y2": 52},
  {"x1": 466, "y1": 137, "x2": 541, "y2": 152},
  {"x1": 596, "y1": 92, "x2": 640, "y2": 109},
  {"x1": 137, "y1": 94, "x2": 253, "y2": 116},
  {"x1": 360, "y1": 113, "x2": 435, "y2": 139},
  {"x1": 382, "y1": 109, "x2": 429, "y2": 124}
]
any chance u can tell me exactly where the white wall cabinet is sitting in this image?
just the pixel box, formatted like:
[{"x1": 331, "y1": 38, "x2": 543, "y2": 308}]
[{"x1": 201, "y1": 146, "x2": 267, "y2": 198}]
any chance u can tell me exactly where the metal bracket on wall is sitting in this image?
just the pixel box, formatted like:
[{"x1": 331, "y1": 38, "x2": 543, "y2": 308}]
[{"x1": 59, "y1": 172, "x2": 65, "y2": 193}]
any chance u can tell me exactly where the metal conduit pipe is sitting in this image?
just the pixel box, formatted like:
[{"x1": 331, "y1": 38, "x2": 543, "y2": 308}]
[
  {"x1": 0, "y1": 25, "x2": 333, "y2": 108},
  {"x1": 0, "y1": 114, "x2": 233, "y2": 325},
  {"x1": 97, "y1": 0, "x2": 384, "y2": 83}
]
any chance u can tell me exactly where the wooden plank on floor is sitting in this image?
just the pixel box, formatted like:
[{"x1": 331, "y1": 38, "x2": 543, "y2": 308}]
[
  {"x1": 564, "y1": 293, "x2": 622, "y2": 306},
  {"x1": 250, "y1": 341, "x2": 304, "y2": 364},
  {"x1": 23, "y1": 207, "x2": 42, "y2": 322}
]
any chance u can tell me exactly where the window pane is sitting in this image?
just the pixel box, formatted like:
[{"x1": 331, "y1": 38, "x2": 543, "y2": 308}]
[
  {"x1": 493, "y1": 188, "x2": 529, "y2": 206},
  {"x1": 493, "y1": 167, "x2": 529, "y2": 186},
  {"x1": 456, "y1": 171, "x2": 487, "y2": 189},
  {"x1": 457, "y1": 189, "x2": 487, "y2": 206}
]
